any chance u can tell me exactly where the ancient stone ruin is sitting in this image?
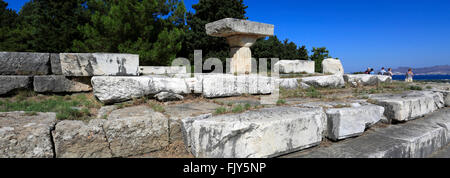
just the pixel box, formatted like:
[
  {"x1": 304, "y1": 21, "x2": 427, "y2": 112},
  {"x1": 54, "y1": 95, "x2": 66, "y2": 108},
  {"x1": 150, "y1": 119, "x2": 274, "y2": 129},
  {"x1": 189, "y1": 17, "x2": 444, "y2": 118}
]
[
  {"x1": 1, "y1": 18, "x2": 450, "y2": 159},
  {"x1": 206, "y1": 18, "x2": 274, "y2": 74}
]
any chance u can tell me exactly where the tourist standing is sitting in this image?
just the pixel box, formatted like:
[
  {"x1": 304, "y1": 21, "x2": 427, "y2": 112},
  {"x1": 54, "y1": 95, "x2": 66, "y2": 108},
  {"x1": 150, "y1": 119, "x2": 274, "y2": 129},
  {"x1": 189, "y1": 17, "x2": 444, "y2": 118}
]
[
  {"x1": 386, "y1": 68, "x2": 393, "y2": 77},
  {"x1": 405, "y1": 68, "x2": 414, "y2": 82},
  {"x1": 379, "y1": 67, "x2": 386, "y2": 75}
]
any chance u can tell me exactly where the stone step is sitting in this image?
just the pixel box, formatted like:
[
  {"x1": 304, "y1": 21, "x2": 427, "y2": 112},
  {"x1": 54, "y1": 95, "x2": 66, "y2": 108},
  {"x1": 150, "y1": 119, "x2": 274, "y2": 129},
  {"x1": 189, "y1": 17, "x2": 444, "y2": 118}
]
[
  {"x1": 369, "y1": 91, "x2": 445, "y2": 123},
  {"x1": 281, "y1": 107, "x2": 450, "y2": 158},
  {"x1": 181, "y1": 107, "x2": 326, "y2": 158}
]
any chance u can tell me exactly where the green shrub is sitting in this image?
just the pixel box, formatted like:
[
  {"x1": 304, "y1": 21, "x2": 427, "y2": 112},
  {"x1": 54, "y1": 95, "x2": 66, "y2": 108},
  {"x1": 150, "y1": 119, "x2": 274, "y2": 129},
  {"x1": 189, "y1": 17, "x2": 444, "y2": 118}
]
[
  {"x1": 215, "y1": 107, "x2": 227, "y2": 115},
  {"x1": 276, "y1": 99, "x2": 286, "y2": 106},
  {"x1": 409, "y1": 86, "x2": 423, "y2": 91},
  {"x1": 232, "y1": 104, "x2": 244, "y2": 113}
]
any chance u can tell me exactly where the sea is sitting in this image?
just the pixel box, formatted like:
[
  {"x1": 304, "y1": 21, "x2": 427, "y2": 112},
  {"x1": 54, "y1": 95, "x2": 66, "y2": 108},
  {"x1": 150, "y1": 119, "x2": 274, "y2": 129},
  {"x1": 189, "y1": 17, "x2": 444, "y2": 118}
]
[{"x1": 392, "y1": 75, "x2": 450, "y2": 82}]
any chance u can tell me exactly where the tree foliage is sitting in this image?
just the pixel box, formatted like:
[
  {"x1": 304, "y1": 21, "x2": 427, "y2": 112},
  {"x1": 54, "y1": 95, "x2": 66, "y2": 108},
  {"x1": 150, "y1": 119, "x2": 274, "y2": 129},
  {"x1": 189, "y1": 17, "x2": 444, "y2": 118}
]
[
  {"x1": 310, "y1": 47, "x2": 330, "y2": 73},
  {"x1": 1, "y1": 0, "x2": 335, "y2": 68},
  {"x1": 73, "y1": 0, "x2": 186, "y2": 66},
  {"x1": 180, "y1": 0, "x2": 248, "y2": 62},
  {"x1": 1, "y1": 0, "x2": 89, "y2": 52},
  {"x1": 252, "y1": 36, "x2": 308, "y2": 61}
]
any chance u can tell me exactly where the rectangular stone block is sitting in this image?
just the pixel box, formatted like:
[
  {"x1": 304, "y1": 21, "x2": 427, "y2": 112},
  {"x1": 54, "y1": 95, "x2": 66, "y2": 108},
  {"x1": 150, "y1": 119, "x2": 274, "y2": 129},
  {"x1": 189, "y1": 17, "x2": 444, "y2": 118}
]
[
  {"x1": 206, "y1": 18, "x2": 274, "y2": 37},
  {"x1": 293, "y1": 109, "x2": 450, "y2": 158},
  {"x1": 370, "y1": 91, "x2": 445, "y2": 122},
  {"x1": 326, "y1": 105, "x2": 385, "y2": 141},
  {"x1": 139, "y1": 66, "x2": 187, "y2": 75},
  {"x1": 274, "y1": 60, "x2": 315, "y2": 74},
  {"x1": 0, "y1": 52, "x2": 50, "y2": 75},
  {"x1": 0, "y1": 76, "x2": 32, "y2": 95},
  {"x1": 344, "y1": 74, "x2": 392, "y2": 86},
  {"x1": 301, "y1": 75, "x2": 345, "y2": 88},
  {"x1": 59, "y1": 53, "x2": 139, "y2": 76},
  {"x1": 0, "y1": 112, "x2": 56, "y2": 158},
  {"x1": 34, "y1": 75, "x2": 92, "y2": 93},
  {"x1": 183, "y1": 107, "x2": 326, "y2": 158},
  {"x1": 202, "y1": 74, "x2": 274, "y2": 98},
  {"x1": 53, "y1": 120, "x2": 112, "y2": 158},
  {"x1": 50, "y1": 53, "x2": 62, "y2": 75}
]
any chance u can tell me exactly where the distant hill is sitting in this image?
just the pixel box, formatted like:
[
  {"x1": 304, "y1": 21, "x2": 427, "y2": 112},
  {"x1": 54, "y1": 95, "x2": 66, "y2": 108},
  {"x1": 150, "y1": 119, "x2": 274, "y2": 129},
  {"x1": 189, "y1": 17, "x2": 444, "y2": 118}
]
[{"x1": 393, "y1": 65, "x2": 450, "y2": 75}]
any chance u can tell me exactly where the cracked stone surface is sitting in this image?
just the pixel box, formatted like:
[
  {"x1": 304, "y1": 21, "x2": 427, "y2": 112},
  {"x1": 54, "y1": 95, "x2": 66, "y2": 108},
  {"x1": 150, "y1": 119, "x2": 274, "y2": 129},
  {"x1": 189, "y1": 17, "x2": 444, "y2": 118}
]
[
  {"x1": 182, "y1": 107, "x2": 326, "y2": 158},
  {"x1": 301, "y1": 75, "x2": 345, "y2": 88},
  {"x1": 0, "y1": 76, "x2": 32, "y2": 95},
  {"x1": 325, "y1": 105, "x2": 385, "y2": 141},
  {"x1": 0, "y1": 112, "x2": 56, "y2": 158},
  {"x1": 285, "y1": 108, "x2": 450, "y2": 158},
  {"x1": 53, "y1": 119, "x2": 112, "y2": 158},
  {"x1": 104, "y1": 105, "x2": 169, "y2": 157},
  {"x1": 34, "y1": 75, "x2": 92, "y2": 93},
  {"x1": 322, "y1": 58, "x2": 344, "y2": 75},
  {"x1": 274, "y1": 60, "x2": 315, "y2": 74},
  {"x1": 59, "y1": 53, "x2": 139, "y2": 76},
  {"x1": 343, "y1": 74, "x2": 392, "y2": 86},
  {"x1": 0, "y1": 52, "x2": 50, "y2": 75},
  {"x1": 370, "y1": 91, "x2": 445, "y2": 122}
]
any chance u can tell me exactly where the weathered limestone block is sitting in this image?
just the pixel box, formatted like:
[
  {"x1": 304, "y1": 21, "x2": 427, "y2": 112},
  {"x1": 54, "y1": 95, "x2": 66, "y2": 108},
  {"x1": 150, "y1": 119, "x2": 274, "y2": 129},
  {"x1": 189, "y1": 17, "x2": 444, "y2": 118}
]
[
  {"x1": 301, "y1": 75, "x2": 345, "y2": 88},
  {"x1": 59, "y1": 53, "x2": 139, "y2": 76},
  {"x1": 50, "y1": 53, "x2": 62, "y2": 75},
  {"x1": 139, "y1": 66, "x2": 187, "y2": 75},
  {"x1": 184, "y1": 77, "x2": 203, "y2": 94},
  {"x1": 155, "y1": 92, "x2": 184, "y2": 102},
  {"x1": 181, "y1": 114, "x2": 213, "y2": 150},
  {"x1": 322, "y1": 58, "x2": 344, "y2": 75},
  {"x1": 202, "y1": 74, "x2": 273, "y2": 98},
  {"x1": 433, "y1": 90, "x2": 450, "y2": 107},
  {"x1": 183, "y1": 107, "x2": 326, "y2": 158},
  {"x1": 34, "y1": 75, "x2": 92, "y2": 93},
  {"x1": 206, "y1": 18, "x2": 274, "y2": 37},
  {"x1": 326, "y1": 105, "x2": 385, "y2": 141},
  {"x1": 344, "y1": 74, "x2": 392, "y2": 86},
  {"x1": 0, "y1": 76, "x2": 31, "y2": 95},
  {"x1": 0, "y1": 52, "x2": 50, "y2": 75},
  {"x1": 370, "y1": 91, "x2": 445, "y2": 122},
  {"x1": 53, "y1": 119, "x2": 112, "y2": 158},
  {"x1": 96, "y1": 105, "x2": 118, "y2": 119},
  {"x1": 274, "y1": 60, "x2": 315, "y2": 74},
  {"x1": 206, "y1": 18, "x2": 274, "y2": 74},
  {"x1": 91, "y1": 76, "x2": 153, "y2": 103},
  {"x1": 149, "y1": 77, "x2": 190, "y2": 94},
  {"x1": 277, "y1": 78, "x2": 310, "y2": 89},
  {"x1": 104, "y1": 106, "x2": 169, "y2": 157},
  {"x1": 373, "y1": 122, "x2": 447, "y2": 158},
  {"x1": 293, "y1": 108, "x2": 450, "y2": 158},
  {"x1": 0, "y1": 112, "x2": 56, "y2": 158}
]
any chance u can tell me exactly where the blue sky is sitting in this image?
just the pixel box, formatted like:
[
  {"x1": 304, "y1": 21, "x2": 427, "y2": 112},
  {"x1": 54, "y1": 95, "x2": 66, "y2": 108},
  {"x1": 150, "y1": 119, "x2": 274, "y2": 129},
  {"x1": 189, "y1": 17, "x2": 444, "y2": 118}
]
[{"x1": 5, "y1": 0, "x2": 450, "y2": 73}]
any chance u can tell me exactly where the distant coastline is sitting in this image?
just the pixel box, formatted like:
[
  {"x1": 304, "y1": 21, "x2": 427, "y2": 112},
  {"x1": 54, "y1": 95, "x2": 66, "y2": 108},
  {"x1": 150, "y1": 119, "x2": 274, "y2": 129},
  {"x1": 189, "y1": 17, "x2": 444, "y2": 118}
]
[
  {"x1": 392, "y1": 74, "x2": 450, "y2": 82},
  {"x1": 392, "y1": 65, "x2": 450, "y2": 75}
]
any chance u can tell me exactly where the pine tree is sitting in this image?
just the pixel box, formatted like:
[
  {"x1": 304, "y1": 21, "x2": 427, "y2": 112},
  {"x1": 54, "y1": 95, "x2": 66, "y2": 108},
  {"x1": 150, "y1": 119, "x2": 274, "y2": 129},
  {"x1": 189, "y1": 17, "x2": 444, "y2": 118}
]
[
  {"x1": 180, "y1": 0, "x2": 248, "y2": 62},
  {"x1": 3, "y1": 0, "x2": 89, "y2": 52},
  {"x1": 0, "y1": 0, "x2": 19, "y2": 51},
  {"x1": 310, "y1": 47, "x2": 330, "y2": 73},
  {"x1": 73, "y1": 0, "x2": 186, "y2": 66}
]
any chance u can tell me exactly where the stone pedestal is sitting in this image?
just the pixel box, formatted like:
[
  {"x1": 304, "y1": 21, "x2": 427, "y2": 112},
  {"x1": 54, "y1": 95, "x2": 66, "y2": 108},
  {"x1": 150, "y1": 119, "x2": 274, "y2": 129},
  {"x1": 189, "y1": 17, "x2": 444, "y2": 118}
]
[
  {"x1": 206, "y1": 18, "x2": 274, "y2": 74},
  {"x1": 227, "y1": 35, "x2": 258, "y2": 74}
]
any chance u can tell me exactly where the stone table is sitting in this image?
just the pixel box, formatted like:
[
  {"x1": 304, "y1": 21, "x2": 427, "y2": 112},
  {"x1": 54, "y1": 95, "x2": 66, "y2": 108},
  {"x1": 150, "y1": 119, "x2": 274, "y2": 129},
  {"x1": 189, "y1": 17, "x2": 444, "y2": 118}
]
[{"x1": 206, "y1": 18, "x2": 274, "y2": 74}]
